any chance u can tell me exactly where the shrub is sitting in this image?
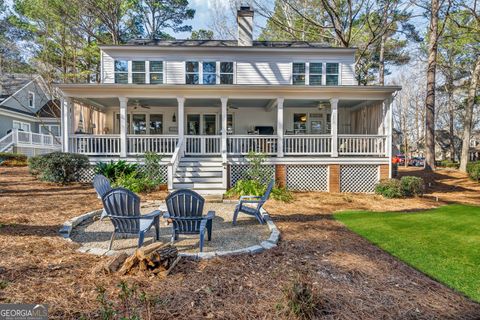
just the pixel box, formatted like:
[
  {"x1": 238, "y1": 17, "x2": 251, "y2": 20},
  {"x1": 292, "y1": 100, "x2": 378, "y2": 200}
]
[
  {"x1": 439, "y1": 159, "x2": 459, "y2": 169},
  {"x1": 113, "y1": 171, "x2": 158, "y2": 193},
  {"x1": 0, "y1": 152, "x2": 27, "y2": 162},
  {"x1": 271, "y1": 186, "x2": 294, "y2": 203},
  {"x1": 94, "y1": 160, "x2": 138, "y2": 183},
  {"x1": 375, "y1": 176, "x2": 425, "y2": 198},
  {"x1": 375, "y1": 179, "x2": 403, "y2": 198},
  {"x1": 466, "y1": 162, "x2": 480, "y2": 182},
  {"x1": 28, "y1": 152, "x2": 90, "y2": 184},
  {"x1": 226, "y1": 179, "x2": 294, "y2": 203},
  {"x1": 400, "y1": 176, "x2": 424, "y2": 197}
]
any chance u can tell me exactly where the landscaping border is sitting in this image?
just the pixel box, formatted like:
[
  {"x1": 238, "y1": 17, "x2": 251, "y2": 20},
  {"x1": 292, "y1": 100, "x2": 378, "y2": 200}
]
[{"x1": 59, "y1": 204, "x2": 280, "y2": 259}]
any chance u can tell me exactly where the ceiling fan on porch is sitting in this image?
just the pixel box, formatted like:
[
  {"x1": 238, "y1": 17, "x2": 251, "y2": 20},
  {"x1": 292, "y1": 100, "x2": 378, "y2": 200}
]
[
  {"x1": 213, "y1": 101, "x2": 238, "y2": 110},
  {"x1": 131, "y1": 99, "x2": 151, "y2": 110}
]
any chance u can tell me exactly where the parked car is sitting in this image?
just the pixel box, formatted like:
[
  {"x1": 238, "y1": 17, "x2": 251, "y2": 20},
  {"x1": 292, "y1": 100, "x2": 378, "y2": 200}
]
[
  {"x1": 396, "y1": 155, "x2": 406, "y2": 165},
  {"x1": 409, "y1": 157, "x2": 425, "y2": 167}
]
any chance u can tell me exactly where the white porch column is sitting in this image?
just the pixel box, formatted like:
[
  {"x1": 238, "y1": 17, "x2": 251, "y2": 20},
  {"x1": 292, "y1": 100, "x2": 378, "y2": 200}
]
[
  {"x1": 330, "y1": 98, "x2": 339, "y2": 157},
  {"x1": 119, "y1": 97, "x2": 128, "y2": 157},
  {"x1": 177, "y1": 97, "x2": 185, "y2": 141},
  {"x1": 61, "y1": 97, "x2": 72, "y2": 152},
  {"x1": 384, "y1": 97, "x2": 393, "y2": 178},
  {"x1": 221, "y1": 97, "x2": 228, "y2": 162},
  {"x1": 277, "y1": 97, "x2": 284, "y2": 157}
]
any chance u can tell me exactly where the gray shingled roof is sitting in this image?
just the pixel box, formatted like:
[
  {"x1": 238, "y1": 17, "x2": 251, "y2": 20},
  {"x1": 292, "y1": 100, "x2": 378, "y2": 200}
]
[{"x1": 126, "y1": 39, "x2": 341, "y2": 48}]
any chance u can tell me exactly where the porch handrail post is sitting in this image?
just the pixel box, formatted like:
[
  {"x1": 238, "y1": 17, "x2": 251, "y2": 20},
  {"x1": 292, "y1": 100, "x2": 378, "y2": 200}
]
[
  {"x1": 61, "y1": 97, "x2": 71, "y2": 152},
  {"x1": 119, "y1": 97, "x2": 128, "y2": 157},
  {"x1": 385, "y1": 97, "x2": 393, "y2": 178},
  {"x1": 277, "y1": 97, "x2": 284, "y2": 157},
  {"x1": 177, "y1": 97, "x2": 185, "y2": 142},
  {"x1": 220, "y1": 97, "x2": 228, "y2": 162},
  {"x1": 330, "y1": 98, "x2": 339, "y2": 157},
  {"x1": 12, "y1": 128, "x2": 18, "y2": 144}
]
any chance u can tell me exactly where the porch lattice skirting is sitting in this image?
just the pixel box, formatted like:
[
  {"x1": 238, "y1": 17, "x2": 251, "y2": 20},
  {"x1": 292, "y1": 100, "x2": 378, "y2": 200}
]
[
  {"x1": 286, "y1": 165, "x2": 329, "y2": 191},
  {"x1": 76, "y1": 164, "x2": 168, "y2": 183},
  {"x1": 339, "y1": 164, "x2": 379, "y2": 193},
  {"x1": 229, "y1": 165, "x2": 275, "y2": 187}
]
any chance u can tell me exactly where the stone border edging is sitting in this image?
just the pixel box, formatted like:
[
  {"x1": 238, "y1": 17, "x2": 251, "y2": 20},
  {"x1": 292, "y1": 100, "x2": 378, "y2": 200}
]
[{"x1": 59, "y1": 201, "x2": 280, "y2": 259}]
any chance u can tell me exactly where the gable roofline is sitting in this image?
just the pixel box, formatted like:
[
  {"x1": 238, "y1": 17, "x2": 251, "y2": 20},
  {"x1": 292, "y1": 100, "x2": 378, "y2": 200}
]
[
  {"x1": 0, "y1": 75, "x2": 49, "y2": 107},
  {"x1": 99, "y1": 43, "x2": 357, "y2": 54}
]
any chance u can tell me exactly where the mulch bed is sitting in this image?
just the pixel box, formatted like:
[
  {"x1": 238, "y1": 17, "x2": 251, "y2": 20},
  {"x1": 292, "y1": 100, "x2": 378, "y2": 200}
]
[{"x1": 0, "y1": 166, "x2": 479, "y2": 319}]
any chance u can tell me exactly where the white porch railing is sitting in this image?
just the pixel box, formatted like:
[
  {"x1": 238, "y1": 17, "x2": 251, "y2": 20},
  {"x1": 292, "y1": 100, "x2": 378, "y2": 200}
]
[
  {"x1": 69, "y1": 135, "x2": 121, "y2": 155},
  {"x1": 127, "y1": 135, "x2": 178, "y2": 155},
  {"x1": 0, "y1": 131, "x2": 14, "y2": 152},
  {"x1": 227, "y1": 135, "x2": 278, "y2": 155},
  {"x1": 283, "y1": 135, "x2": 332, "y2": 155},
  {"x1": 66, "y1": 134, "x2": 389, "y2": 157},
  {"x1": 185, "y1": 135, "x2": 221, "y2": 155},
  {"x1": 338, "y1": 135, "x2": 387, "y2": 156}
]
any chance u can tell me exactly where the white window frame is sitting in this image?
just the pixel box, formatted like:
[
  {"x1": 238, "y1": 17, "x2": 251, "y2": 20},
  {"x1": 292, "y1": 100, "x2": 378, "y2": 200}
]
[
  {"x1": 40, "y1": 124, "x2": 60, "y2": 136},
  {"x1": 292, "y1": 62, "x2": 307, "y2": 85},
  {"x1": 309, "y1": 62, "x2": 323, "y2": 86},
  {"x1": 115, "y1": 111, "x2": 165, "y2": 135},
  {"x1": 325, "y1": 62, "x2": 340, "y2": 86},
  {"x1": 218, "y1": 61, "x2": 235, "y2": 85},
  {"x1": 185, "y1": 61, "x2": 200, "y2": 84},
  {"x1": 13, "y1": 120, "x2": 31, "y2": 132},
  {"x1": 28, "y1": 91, "x2": 35, "y2": 108},
  {"x1": 149, "y1": 61, "x2": 165, "y2": 85},
  {"x1": 131, "y1": 60, "x2": 147, "y2": 84},
  {"x1": 114, "y1": 60, "x2": 129, "y2": 84}
]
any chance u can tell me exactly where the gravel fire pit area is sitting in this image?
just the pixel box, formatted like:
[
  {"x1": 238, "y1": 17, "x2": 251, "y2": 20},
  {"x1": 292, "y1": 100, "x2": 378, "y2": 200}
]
[{"x1": 65, "y1": 201, "x2": 279, "y2": 259}]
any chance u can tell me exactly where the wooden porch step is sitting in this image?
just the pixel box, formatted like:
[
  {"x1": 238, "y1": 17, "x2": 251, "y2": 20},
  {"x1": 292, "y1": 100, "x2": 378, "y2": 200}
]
[
  {"x1": 172, "y1": 182, "x2": 225, "y2": 190},
  {"x1": 178, "y1": 161, "x2": 223, "y2": 167},
  {"x1": 175, "y1": 171, "x2": 223, "y2": 178},
  {"x1": 176, "y1": 166, "x2": 223, "y2": 172},
  {"x1": 173, "y1": 177, "x2": 223, "y2": 183}
]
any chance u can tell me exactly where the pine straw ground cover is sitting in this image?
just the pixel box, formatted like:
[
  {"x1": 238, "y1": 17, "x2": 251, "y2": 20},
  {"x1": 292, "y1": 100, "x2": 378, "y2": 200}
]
[{"x1": 0, "y1": 166, "x2": 479, "y2": 319}]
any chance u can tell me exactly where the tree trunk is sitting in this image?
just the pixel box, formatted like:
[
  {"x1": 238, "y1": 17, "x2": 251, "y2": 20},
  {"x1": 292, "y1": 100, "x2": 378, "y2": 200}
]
[
  {"x1": 379, "y1": 34, "x2": 386, "y2": 85},
  {"x1": 447, "y1": 88, "x2": 455, "y2": 161},
  {"x1": 459, "y1": 56, "x2": 480, "y2": 172},
  {"x1": 424, "y1": 0, "x2": 441, "y2": 171}
]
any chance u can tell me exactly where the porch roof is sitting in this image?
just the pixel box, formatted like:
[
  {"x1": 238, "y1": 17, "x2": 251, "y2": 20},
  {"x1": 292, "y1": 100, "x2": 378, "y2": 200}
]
[{"x1": 57, "y1": 84, "x2": 401, "y2": 100}]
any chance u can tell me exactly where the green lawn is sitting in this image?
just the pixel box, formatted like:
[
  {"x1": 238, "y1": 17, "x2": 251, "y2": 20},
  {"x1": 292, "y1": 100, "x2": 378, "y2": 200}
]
[{"x1": 334, "y1": 204, "x2": 480, "y2": 302}]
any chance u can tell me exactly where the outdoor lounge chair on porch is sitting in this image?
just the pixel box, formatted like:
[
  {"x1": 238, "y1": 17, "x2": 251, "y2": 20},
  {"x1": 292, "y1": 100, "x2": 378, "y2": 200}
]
[
  {"x1": 102, "y1": 188, "x2": 161, "y2": 250},
  {"x1": 93, "y1": 174, "x2": 112, "y2": 219},
  {"x1": 163, "y1": 189, "x2": 215, "y2": 252},
  {"x1": 232, "y1": 179, "x2": 274, "y2": 225}
]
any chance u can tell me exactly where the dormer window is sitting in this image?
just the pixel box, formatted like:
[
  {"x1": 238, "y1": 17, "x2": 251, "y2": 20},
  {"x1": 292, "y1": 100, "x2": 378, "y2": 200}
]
[
  {"x1": 114, "y1": 60, "x2": 128, "y2": 84},
  {"x1": 132, "y1": 61, "x2": 146, "y2": 84},
  {"x1": 150, "y1": 61, "x2": 164, "y2": 84},
  {"x1": 326, "y1": 63, "x2": 339, "y2": 85},
  {"x1": 203, "y1": 62, "x2": 216, "y2": 85},
  {"x1": 186, "y1": 61, "x2": 199, "y2": 84},
  {"x1": 28, "y1": 92, "x2": 35, "y2": 108}
]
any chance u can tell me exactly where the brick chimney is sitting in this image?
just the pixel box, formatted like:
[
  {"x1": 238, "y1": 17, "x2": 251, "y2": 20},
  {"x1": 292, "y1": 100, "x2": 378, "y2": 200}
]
[{"x1": 237, "y1": 6, "x2": 254, "y2": 46}]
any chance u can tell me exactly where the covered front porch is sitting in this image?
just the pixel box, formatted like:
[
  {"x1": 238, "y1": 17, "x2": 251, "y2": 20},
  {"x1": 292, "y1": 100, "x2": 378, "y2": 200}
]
[{"x1": 58, "y1": 86, "x2": 395, "y2": 161}]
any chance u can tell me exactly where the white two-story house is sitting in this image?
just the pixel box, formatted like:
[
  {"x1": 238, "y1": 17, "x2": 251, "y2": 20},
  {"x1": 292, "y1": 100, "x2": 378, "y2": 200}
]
[{"x1": 57, "y1": 6, "x2": 400, "y2": 194}]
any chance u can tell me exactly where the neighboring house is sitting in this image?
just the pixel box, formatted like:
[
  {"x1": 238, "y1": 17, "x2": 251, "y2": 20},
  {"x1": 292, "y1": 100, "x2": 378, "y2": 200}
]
[
  {"x1": 57, "y1": 6, "x2": 399, "y2": 194},
  {"x1": 412, "y1": 130, "x2": 462, "y2": 161},
  {"x1": 470, "y1": 131, "x2": 480, "y2": 162},
  {"x1": 0, "y1": 74, "x2": 61, "y2": 155}
]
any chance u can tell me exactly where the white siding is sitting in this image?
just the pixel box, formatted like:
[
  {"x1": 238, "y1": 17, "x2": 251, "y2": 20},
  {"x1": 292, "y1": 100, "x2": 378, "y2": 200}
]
[
  {"x1": 100, "y1": 48, "x2": 357, "y2": 85},
  {"x1": 236, "y1": 62, "x2": 291, "y2": 85},
  {"x1": 341, "y1": 63, "x2": 356, "y2": 85},
  {"x1": 102, "y1": 51, "x2": 115, "y2": 83},
  {"x1": 166, "y1": 61, "x2": 185, "y2": 84}
]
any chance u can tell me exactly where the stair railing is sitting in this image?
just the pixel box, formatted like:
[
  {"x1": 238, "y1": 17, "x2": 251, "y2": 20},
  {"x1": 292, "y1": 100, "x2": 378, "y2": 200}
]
[
  {"x1": 0, "y1": 131, "x2": 14, "y2": 153},
  {"x1": 167, "y1": 137, "x2": 185, "y2": 190}
]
